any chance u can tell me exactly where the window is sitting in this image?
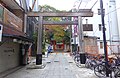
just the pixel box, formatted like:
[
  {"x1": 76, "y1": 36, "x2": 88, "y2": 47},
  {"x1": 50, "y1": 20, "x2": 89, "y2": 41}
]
[
  {"x1": 99, "y1": 24, "x2": 102, "y2": 31},
  {"x1": 100, "y1": 42, "x2": 103, "y2": 49}
]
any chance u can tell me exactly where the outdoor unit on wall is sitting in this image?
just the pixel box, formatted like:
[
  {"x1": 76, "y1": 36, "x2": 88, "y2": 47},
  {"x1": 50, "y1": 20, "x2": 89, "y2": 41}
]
[
  {"x1": 71, "y1": 38, "x2": 79, "y2": 44},
  {"x1": 0, "y1": 24, "x2": 3, "y2": 42},
  {"x1": 71, "y1": 38, "x2": 74, "y2": 44}
]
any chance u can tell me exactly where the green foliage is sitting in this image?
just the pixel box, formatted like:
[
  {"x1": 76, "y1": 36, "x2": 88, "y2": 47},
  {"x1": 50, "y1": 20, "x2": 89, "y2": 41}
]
[
  {"x1": 39, "y1": 5, "x2": 60, "y2": 12},
  {"x1": 45, "y1": 29, "x2": 54, "y2": 43},
  {"x1": 53, "y1": 26, "x2": 65, "y2": 42},
  {"x1": 42, "y1": 42, "x2": 46, "y2": 55},
  {"x1": 63, "y1": 29, "x2": 71, "y2": 44},
  {"x1": 32, "y1": 30, "x2": 47, "y2": 54},
  {"x1": 45, "y1": 25, "x2": 66, "y2": 43},
  {"x1": 32, "y1": 32, "x2": 38, "y2": 54},
  {"x1": 32, "y1": 32, "x2": 38, "y2": 42}
]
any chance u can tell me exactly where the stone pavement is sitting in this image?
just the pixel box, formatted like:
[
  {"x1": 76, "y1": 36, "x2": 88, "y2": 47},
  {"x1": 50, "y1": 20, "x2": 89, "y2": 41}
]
[{"x1": 2, "y1": 53, "x2": 98, "y2": 78}]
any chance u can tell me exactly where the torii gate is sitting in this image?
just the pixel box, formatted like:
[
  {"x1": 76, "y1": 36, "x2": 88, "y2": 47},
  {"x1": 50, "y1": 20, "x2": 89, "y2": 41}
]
[{"x1": 27, "y1": 9, "x2": 93, "y2": 65}]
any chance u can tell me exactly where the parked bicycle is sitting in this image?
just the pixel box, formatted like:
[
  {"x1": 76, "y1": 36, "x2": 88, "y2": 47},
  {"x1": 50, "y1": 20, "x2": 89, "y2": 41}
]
[
  {"x1": 74, "y1": 53, "x2": 81, "y2": 67},
  {"x1": 85, "y1": 55, "x2": 97, "y2": 70},
  {"x1": 94, "y1": 57, "x2": 120, "y2": 78},
  {"x1": 115, "y1": 69, "x2": 120, "y2": 78},
  {"x1": 71, "y1": 51, "x2": 81, "y2": 67}
]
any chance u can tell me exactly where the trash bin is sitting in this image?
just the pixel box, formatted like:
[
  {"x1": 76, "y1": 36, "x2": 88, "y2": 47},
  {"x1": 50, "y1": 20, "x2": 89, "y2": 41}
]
[{"x1": 80, "y1": 53, "x2": 86, "y2": 64}]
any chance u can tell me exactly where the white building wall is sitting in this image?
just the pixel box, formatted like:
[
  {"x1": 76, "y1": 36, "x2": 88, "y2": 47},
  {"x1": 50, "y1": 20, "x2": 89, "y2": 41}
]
[
  {"x1": 82, "y1": 1, "x2": 111, "y2": 54},
  {"x1": 116, "y1": 0, "x2": 120, "y2": 38},
  {"x1": 107, "y1": 0, "x2": 120, "y2": 54},
  {"x1": 109, "y1": 0, "x2": 119, "y2": 42}
]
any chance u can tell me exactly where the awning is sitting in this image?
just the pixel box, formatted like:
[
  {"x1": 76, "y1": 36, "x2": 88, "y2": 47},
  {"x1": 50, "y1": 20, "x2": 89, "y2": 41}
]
[{"x1": 3, "y1": 34, "x2": 34, "y2": 42}]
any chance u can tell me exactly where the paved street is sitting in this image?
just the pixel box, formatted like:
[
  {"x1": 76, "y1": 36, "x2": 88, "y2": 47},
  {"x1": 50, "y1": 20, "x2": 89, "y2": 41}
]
[{"x1": 1, "y1": 53, "x2": 98, "y2": 78}]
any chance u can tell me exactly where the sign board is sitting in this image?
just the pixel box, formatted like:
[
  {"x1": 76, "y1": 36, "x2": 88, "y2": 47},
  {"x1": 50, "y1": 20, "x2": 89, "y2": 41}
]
[
  {"x1": 0, "y1": 24, "x2": 3, "y2": 42},
  {"x1": 4, "y1": 8, "x2": 23, "y2": 32},
  {"x1": 83, "y1": 24, "x2": 93, "y2": 31}
]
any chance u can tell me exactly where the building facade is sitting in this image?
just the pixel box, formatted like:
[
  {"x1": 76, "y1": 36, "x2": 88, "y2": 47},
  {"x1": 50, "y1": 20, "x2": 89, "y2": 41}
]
[
  {"x1": 71, "y1": 0, "x2": 120, "y2": 55},
  {"x1": 0, "y1": 0, "x2": 36, "y2": 73},
  {"x1": 82, "y1": 0, "x2": 120, "y2": 55}
]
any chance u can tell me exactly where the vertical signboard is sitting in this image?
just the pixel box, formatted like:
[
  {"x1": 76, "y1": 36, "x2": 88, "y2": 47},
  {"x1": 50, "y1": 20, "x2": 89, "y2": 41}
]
[
  {"x1": 0, "y1": 24, "x2": 3, "y2": 42},
  {"x1": 73, "y1": 17, "x2": 78, "y2": 36}
]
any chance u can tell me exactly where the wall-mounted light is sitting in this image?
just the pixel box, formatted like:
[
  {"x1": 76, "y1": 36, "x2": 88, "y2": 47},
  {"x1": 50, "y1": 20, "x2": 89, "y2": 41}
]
[
  {"x1": 25, "y1": 42, "x2": 29, "y2": 44},
  {"x1": 13, "y1": 39, "x2": 17, "y2": 42},
  {"x1": 18, "y1": 40, "x2": 22, "y2": 43},
  {"x1": 21, "y1": 41, "x2": 25, "y2": 44}
]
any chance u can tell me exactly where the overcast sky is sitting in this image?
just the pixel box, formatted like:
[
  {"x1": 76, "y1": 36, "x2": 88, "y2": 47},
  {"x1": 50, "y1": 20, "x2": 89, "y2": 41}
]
[{"x1": 38, "y1": 0, "x2": 95, "y2": 11}]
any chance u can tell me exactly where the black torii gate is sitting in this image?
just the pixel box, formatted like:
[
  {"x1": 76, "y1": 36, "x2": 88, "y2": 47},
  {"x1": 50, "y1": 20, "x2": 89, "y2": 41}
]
[{"x1": 27, "y1": 9, "x2": 93, "y2": 65}]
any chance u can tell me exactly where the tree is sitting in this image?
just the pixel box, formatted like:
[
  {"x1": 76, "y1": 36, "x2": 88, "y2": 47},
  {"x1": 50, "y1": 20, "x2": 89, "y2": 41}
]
[
  {"x1": 52, "y1": 25, "x2": 65, "y2": 43},
  {"x1": 63, "y1": 28, "x2": 71, "y2": 44},
  {"x1": 45, "y1": 25, "x2": 66, "y2": 43}
]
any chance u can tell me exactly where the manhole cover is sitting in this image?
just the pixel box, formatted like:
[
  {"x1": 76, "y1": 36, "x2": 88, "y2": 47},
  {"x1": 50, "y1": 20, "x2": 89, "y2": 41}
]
[
  {"x1": 47, "y1": 61, "x2": 51, "y2": 63},
  {"x1": 69, "y1": 62, "x2": 73, "y2": 63},
  {"x1": 54, "y1": 61, "x2": 59, "y2": 62},
  {"x1": 65, "y1": 68, "x2": 68, "y2": 70}
]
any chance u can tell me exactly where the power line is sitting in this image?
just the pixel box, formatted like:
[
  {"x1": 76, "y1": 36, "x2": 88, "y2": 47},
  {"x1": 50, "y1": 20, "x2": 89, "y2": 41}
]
[
  {"x1": 82, "y1": 0, "x2": 98, "y2": 20},
  {"x1": 105, "y1": 7, "x2": 120, "y2": 15},
  {"x1": 83, "y1": 0, "x2": 92, "y2": 9},
  {"x1": 78, "y1": 0, "x2": 82, "y2": 10},
  {"x1": 90, "y1": 0, "x2": 98, "y2": 9},
  {"x1": 92, "y1": 7, "x2": 120, "y2": 15},
  {"x1": 93, "y1": 25, "x2": 99, "y2": 36},
  {"x1": 83, "y1": 1, "x2": 120, "y2": 38},
  {"x1": 82, "y1": 0, "x2": 99, "y2": 36}
]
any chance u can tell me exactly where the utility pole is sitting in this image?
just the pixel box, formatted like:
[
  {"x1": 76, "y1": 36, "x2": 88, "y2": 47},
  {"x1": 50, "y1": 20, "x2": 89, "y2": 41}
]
[{"x1": 100, "y1": 0, "x2": 109, "y2": 77}]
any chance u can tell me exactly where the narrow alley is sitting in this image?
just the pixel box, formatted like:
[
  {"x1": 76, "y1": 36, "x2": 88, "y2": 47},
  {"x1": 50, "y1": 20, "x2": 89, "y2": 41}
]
[{"x1": 1, "y1": 0, "x2": 120, "y2": 78}]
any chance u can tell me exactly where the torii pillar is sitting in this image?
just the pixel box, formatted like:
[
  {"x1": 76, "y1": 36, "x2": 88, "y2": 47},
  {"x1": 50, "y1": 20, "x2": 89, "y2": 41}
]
[{"x1": 36, "y1": 16, "x2": 43, "y2": 65}]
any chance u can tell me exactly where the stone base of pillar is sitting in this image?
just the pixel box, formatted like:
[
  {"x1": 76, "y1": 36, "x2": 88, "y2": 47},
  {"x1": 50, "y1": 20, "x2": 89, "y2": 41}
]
[
  {"x1": 80, "y1": 52, "x2": 86, "y2": 64},
  {"x1": 36, "y1": 54, "x2": 42, "y2": 65}
]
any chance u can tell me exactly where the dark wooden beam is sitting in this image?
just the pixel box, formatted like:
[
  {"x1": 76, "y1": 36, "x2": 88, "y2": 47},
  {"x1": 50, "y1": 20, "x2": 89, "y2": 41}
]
[
  {"x1": 43, "y1": 21, "x2": 78, "y2": 25},
  {"x1": 27, "y1": 9, "x2": 93, "y2": 17}
]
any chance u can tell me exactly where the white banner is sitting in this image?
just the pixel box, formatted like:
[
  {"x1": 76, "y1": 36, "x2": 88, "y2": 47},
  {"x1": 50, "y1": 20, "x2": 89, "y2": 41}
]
[{"x1": 0, "y1": 24, "x2": 3, "y2": 42}]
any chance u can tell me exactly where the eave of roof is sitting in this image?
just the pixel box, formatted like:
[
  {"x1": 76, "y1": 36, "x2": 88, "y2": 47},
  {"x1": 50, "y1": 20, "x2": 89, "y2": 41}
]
[
  {"x1": 3, "y1": 34, "x2": 34, "y2": 42},
  {"x1": 1, "y1": 0, "x2": 24, "y2": 11}
]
